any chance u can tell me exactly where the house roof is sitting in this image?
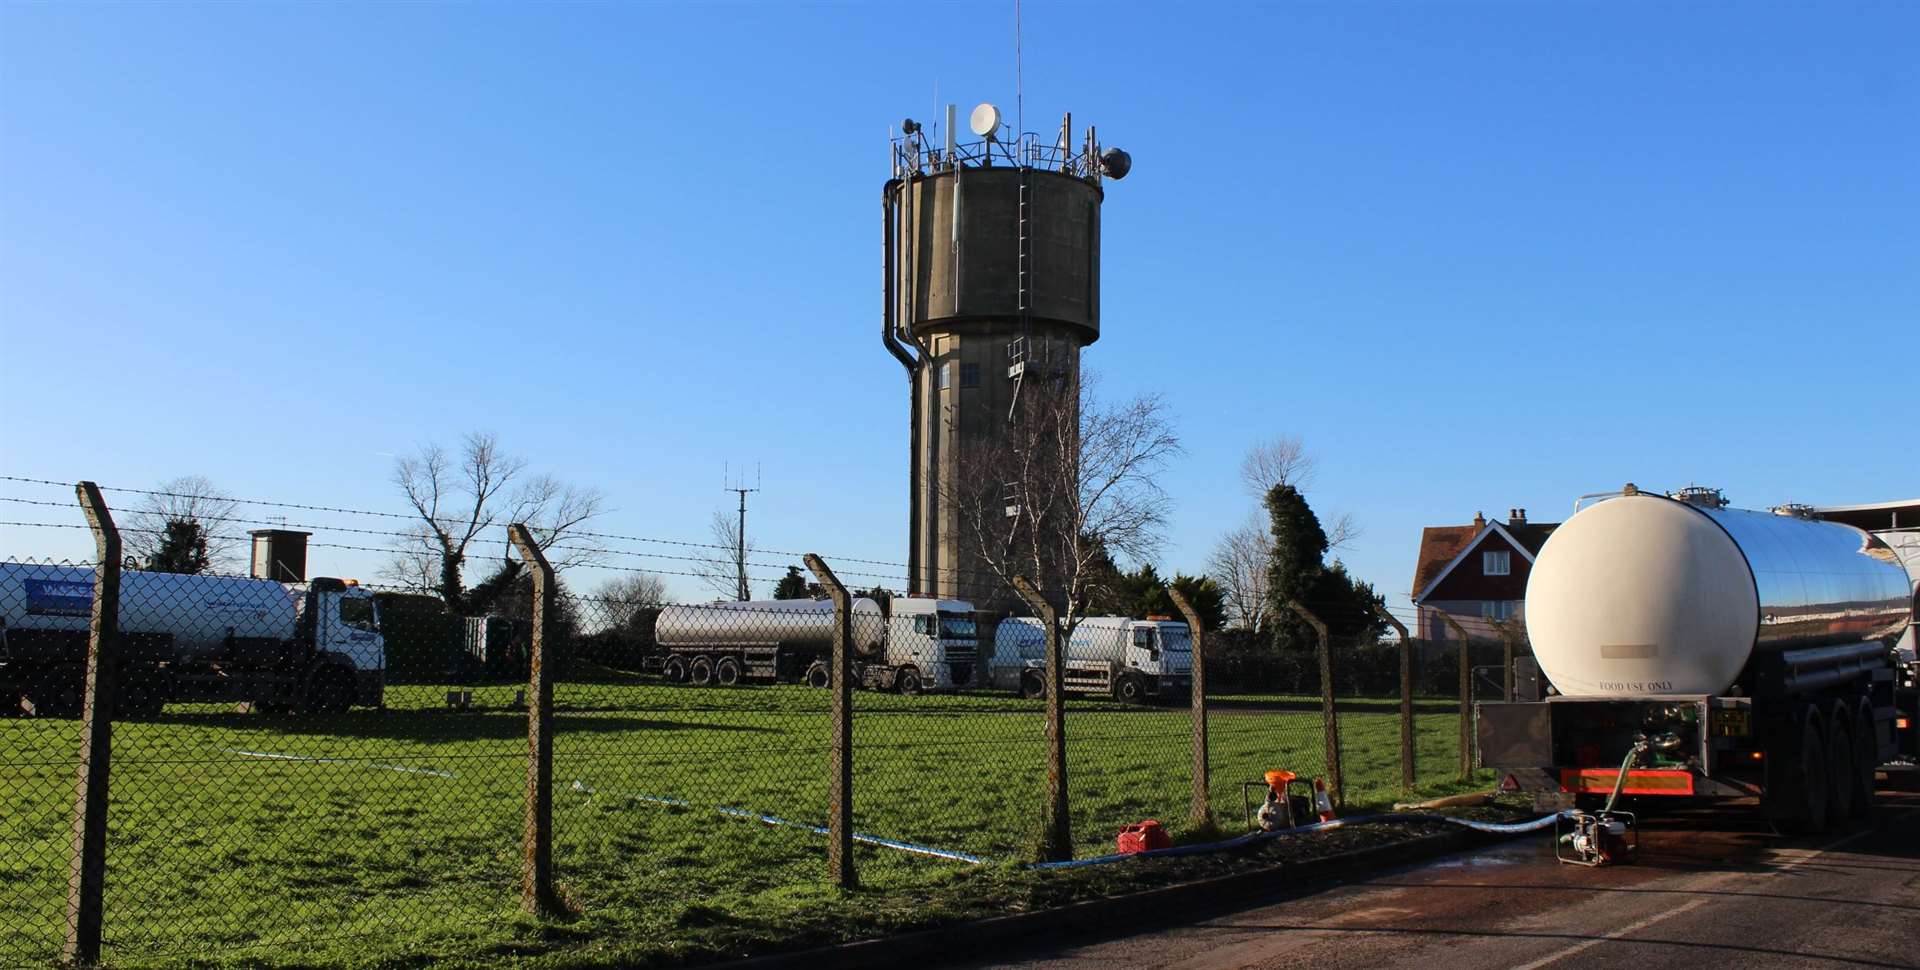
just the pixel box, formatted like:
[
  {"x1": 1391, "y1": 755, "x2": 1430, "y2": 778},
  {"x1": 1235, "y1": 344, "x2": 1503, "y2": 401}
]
[{"x1": 1411, "y1": 517, "x2": 1561, "y2": 602}]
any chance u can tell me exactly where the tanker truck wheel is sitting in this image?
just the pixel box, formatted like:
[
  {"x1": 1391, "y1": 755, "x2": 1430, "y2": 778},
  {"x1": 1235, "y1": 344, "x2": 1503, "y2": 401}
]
[
  {"x1": 804, "y1": 662, "x2": 831, "y2": 689},
  {"x1": 1775, "y1": 712, "x2": 1831, "y2": 834},
  {"x1": 1113, "y1": 673, "x2": 1145, "y2": 704},
  {"x1": 688, "y1": 656, "x2": 714, "y2": 687},
  {"x1": 1019, "y1": 672, "x2": 1046, "y2": 700},
  {"x1": 1850, "y1": 704, "x2": 1878, "y2": 818},
  {"x1": 661, "y1": 655, "x2": 689, "y2": 684},
  {"x1": 114, "y1": 669, "x2": 170, "y2": 719},
  {"x1": 1826, "y1": 714, "x2": 1857, "y2": 824},
  {"x1": 714, "y1": 657, "x2": 742, "y2": 687},
  {"x1": 894, "y1": 666, "x2": 923, "y2": 696},
  {"x1": 22, "y1": 666, "x2": 85, "y2": 718},
  {"x1": 302, "y1": 665, "x2": 357, "y2": 716}
]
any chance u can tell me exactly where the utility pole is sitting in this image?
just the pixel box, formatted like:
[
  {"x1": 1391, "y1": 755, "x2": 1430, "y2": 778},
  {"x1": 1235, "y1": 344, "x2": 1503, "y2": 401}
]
[{"x1": 723, "y1": 463, "x2": 761, "y2": 602}]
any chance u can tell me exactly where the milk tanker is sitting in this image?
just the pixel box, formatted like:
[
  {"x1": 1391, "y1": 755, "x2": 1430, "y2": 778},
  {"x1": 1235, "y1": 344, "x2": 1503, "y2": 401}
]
[
  {"x1": 1478, "y1": 487, "x2": 1918, "y2": 831},
  {"x1": 0, "y1": 562, "x2": 385, "y2": 717},
  {"x1": 654, "y1": 596, "x2": 979, "y2": 692}
]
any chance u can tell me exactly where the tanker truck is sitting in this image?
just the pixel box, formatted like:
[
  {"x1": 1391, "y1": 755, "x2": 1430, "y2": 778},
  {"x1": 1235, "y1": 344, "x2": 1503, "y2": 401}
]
[
  {"x1": 1477, "y1": 486, "x2": 1918, "y2": 832},
  {"x1": 0, "y1": 562, "x2": 384, "y2": 717},
  {"x1": 654, "y1": 596, "x2": 978, "y2": 693},
  {"x1": 989, "y1": 616, "x2": 1192, "y2": 702}
]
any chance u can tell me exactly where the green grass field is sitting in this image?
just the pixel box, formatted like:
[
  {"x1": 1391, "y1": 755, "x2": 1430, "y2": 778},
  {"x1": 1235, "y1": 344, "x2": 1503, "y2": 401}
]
[{"x1": 0, "y1": 679, "x2": 1479, "y2": 968}]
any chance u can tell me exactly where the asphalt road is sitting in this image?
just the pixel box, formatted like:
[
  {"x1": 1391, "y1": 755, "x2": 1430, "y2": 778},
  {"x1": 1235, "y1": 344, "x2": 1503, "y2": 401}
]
[{"x1": 942, "y1": 786, "x2": 1920, "y2": 970}]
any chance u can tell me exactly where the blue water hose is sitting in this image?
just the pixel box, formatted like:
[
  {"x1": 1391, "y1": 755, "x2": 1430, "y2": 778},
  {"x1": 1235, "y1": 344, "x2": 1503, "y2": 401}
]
[{"x1": 1026, "y1": 811, "x2": 1565, "y2": 870}]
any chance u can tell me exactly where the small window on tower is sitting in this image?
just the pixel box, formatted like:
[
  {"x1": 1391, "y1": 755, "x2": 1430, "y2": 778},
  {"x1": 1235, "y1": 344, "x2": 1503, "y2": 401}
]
[
  {"x1": 1483, "y1": 550, "x2": 1511, "y2": 576},
  {"x1": 960, "y1": 363, "x2": 980, "y2": 388},
  {"x1": 938, "y1": 362, "x2": 953, "y2": 390}
]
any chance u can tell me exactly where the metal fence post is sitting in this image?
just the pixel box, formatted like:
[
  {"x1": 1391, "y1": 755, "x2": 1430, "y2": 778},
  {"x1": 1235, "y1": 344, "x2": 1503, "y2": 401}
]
[
  {"x1": 1167, "y1": 587, "x2": 1208, "y2": 829},
  {"x1": 1010, "y1": 576, "x2": 1070, "y2": 861},
  {"x1": 803, "y1": 554, "x2": 856, "y2": 888},
  {"x1": 508, "y1": 524, "x2": 560, "y2": 918},
  {"x1": 1375, "y1": 607, "x2": 1414, "y2": 791},
  {"x1": 1287, "y1": 599, "x2": 1340, "y2": 806},
  {"x1": 1442, "y1": 613, "x2": 1473, "y2": 780},
  {"x1": 64, "y1": 482, "x2": 119, "y2": 966}
]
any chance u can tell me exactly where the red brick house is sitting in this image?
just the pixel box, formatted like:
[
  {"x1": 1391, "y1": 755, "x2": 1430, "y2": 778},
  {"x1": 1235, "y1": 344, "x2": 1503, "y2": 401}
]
[{"x1": 1411, "y1": 508, "x2": 1558, "y2": 643}]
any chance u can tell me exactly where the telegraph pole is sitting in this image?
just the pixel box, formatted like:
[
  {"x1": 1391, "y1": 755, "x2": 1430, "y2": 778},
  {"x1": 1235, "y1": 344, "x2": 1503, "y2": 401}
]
[{"x1": 722, "y1": 464, "x2": 761, "y2": 601}]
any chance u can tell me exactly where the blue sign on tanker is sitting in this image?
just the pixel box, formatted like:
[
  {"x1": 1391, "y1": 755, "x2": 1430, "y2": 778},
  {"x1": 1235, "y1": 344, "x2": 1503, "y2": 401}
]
[{"x1": 24, "y1": 578, "x2": 93, "y2": 617}]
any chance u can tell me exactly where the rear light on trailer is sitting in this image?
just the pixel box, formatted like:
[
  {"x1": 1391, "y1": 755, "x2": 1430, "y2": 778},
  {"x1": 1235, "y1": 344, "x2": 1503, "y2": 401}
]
[
  {"x1": 1900, "y1": 717, "x2": 1912, "y2": 730},
  {"x1": 1748, "y1": 750, "x2": 1764, "y2": 761}
]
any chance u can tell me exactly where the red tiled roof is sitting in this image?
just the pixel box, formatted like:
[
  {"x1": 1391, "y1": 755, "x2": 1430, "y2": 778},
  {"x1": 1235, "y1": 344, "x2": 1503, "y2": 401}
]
[{"x1": 1411, "y1": 525, "x2": 1479, "y2": 598}]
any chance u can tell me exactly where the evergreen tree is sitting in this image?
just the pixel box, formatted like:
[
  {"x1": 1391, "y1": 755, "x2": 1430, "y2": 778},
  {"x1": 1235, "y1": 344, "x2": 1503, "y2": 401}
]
[
  {"x1": 772, "y1": 566, "x2": 813, "y2": 600},
  {"x1": 145, "y1": 519, "x2": 212, "y2": 574}
]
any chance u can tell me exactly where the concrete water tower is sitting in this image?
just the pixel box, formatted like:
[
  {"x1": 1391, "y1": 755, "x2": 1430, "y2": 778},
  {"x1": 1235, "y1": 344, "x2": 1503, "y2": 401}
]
[{"x1": 881, "y1": 103, "x2": 1130, "y2": 606}]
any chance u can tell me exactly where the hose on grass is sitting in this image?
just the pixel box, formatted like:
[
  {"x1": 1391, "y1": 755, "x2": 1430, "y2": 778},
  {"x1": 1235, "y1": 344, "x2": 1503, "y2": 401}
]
[{"x1": 1025, "y1": 812, "x2": 1565, "y2": 870}]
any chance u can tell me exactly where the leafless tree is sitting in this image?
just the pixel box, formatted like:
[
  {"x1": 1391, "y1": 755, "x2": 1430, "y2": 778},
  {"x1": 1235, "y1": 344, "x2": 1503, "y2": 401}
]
[
  {"x1": 125, "y1": 476, "x2": 243, "y2": 573},
  {"x1": 1325, "y1": 511, "x2": 1362, "y2": 552},
  {"x1": 385, "y1": 432, "x2": 607, "y2": 610},
  {"x1": 945, "y1": 373, "x2": 1181, "y2": 631},
  {"x1": 589, "y1": 571, "x2": 670, "y2": 631},
  {"x1": 691, "y1": 509, "x2": 755, "y2": 601},
  {"x1": 1239, "y1": 435, "x2": 1316, "y2": 497},
  {"x1": 1207, "y1": 511, "x2": 1272, "y2": 631}
]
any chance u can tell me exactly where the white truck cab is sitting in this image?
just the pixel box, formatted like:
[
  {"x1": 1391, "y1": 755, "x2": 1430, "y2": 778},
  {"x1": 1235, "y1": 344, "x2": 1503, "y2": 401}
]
[
  {"x1": 883, "y1": 597, "x2": 979, "y2": 691},
  {"x1": 991, "y1": 615, "x2": 1192, "y2": 702}
]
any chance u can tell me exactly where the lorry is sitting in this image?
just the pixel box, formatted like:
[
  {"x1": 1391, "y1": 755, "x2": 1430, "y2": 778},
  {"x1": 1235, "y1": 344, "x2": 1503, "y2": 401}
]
[
  {"x1": 990, "y1": 615, "x2": 1192, "y2": 702},
  {"x1": 1477, "y1": 486, "x2": 1919, "y2": 833},
  {"x1": 0, "y1": 561, "x2": 386, "y2": 717},
  {"x1": 653, "y1": 596, "x2": 978, "y2": 693}
]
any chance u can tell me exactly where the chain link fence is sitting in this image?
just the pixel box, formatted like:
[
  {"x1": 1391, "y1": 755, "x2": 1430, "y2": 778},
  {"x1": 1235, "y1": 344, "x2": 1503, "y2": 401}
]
[{"x1": 0, "y1": 483, "x2": 1505, "y2": 967}]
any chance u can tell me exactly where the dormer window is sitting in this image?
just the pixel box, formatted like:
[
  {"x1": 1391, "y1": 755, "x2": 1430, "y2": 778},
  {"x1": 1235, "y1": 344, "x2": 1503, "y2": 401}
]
[{"x1": 1483, "y1": 550, "x2": 1511, "y2": 576}]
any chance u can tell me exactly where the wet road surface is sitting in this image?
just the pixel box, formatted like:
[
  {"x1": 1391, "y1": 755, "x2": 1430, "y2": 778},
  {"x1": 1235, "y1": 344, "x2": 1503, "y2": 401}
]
[{"x1": 941, "y1": 787, "x2": 1920, "y2": 970}]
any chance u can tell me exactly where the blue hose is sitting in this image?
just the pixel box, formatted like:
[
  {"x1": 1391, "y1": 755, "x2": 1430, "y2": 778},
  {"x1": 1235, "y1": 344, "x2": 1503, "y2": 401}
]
[{"x1": 1026, "y1": 812, "x2": 1564, "y2": 870}]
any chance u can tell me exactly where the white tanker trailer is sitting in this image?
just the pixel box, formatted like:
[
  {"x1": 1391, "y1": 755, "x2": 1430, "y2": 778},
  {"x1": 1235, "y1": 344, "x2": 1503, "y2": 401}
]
[
  {"x1": 0, "y1": 562, "x2": 384, "y2": 717},
  {"x1": 1478, "y1": 486, "x2": 1918, "y2": 832},
  {"x1": 654, "y1": 596, "x2": 978, "y2": 693}
]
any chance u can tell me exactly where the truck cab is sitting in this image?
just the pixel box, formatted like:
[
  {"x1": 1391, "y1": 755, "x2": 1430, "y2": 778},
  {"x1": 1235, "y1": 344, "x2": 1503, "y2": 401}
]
[
  {"x1": 296, "y1": 580, "x2": 386, "y2": 708},
  {"x1": 884, "y1": 597, "x2": 978, "y2": 691}
]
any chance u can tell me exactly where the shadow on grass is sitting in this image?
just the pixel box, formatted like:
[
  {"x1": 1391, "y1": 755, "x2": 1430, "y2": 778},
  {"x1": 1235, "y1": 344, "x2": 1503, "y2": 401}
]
[{"x1": 152, "y1": 711, "x2": 780, "y2": 742}]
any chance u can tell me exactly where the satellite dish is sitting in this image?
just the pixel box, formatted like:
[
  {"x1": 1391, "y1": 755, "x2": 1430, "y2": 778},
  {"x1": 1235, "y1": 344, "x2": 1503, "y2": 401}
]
[
  {"x1": 969, "y1": 103, "x2": 1001, "y2": 139},
  {"x1": 1100, "y1": 147, "x2": 1132, "y2": 180}
]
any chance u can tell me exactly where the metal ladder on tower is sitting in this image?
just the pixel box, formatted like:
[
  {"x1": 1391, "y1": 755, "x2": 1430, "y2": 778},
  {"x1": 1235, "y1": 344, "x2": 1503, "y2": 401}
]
[{"x1": 1009, "y1": 164, "x2": 1033, "y2": 424}]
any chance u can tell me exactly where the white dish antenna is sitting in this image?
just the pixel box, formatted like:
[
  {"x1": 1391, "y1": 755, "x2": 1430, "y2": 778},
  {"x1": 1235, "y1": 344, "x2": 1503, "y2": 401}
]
[{"x1": 969, "y1": 103, "x2": 1001, "y2": 139}]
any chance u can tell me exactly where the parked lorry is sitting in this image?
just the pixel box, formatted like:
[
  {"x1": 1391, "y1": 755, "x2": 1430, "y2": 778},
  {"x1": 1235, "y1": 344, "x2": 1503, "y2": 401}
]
[
  {"x1": 0, "y1": 561, "x2": 385, "y2": 717},
  {"x1": 990, "y1": 616, "x2": 1192, "y2": 702},
  {"x1": 653, "y1": 596, "x2": 978, "y2": 693},
  {"x1": 1477, "y1": 487, "x2": 1918, "y2": 831}
]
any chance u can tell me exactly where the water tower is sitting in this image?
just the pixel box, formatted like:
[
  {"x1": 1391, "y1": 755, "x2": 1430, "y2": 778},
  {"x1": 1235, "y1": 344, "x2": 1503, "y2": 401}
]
[{"x1": 882, "y1": 103, "x2": 1130, "y2": 606}]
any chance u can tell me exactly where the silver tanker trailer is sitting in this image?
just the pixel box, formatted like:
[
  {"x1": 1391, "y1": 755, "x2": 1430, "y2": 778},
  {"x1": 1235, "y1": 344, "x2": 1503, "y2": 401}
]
[
  {"x1": 654, "y1": 596, "x2": 978, "y2": 693},
  {"x1": 1478, "y1": 486, "x2": 1918, "y2": 833},
  {"x1": 0, "y1": 562, "x2": 385, "y2": 717}
]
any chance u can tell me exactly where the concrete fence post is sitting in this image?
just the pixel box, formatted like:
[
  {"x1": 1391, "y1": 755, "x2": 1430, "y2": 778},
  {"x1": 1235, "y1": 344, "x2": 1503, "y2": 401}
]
[
  {"x1": 1287, "y1": 599, "x2": 1341, "y2": 806},
  {"x1": 1011, "y1": 576, "x2": 1071, "y2": 861},
  {"x1": 803, "y1": 554, "x2": 856, "y2": 888},
  {"x1": 508, "y1": 524, "x2": 561, "y2": 918},
  {"x1": 64, "y1": 482, "x2": 119, "y2": 966},
  {"x1": 1441, "y1": 613, "x2": 1473, "y2": 780},
  {"x1": 1375, "y1": 606, "x2": 1415, "y2": 791},
  {"x1": 1166, "y1": 587, "x2": 1209, "y2": 829}
]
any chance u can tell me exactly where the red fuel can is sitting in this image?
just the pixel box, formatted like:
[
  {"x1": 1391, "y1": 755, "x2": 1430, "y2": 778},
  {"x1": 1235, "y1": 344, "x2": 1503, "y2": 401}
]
[{"x1": 1116, "y1": 820, "x2": 1171, "y2": 854}]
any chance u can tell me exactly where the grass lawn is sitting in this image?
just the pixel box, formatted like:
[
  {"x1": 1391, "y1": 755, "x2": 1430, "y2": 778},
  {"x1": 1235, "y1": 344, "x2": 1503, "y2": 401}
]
[{"x1": 0, "y1": 678, "x2": 1485, "y2": 968}]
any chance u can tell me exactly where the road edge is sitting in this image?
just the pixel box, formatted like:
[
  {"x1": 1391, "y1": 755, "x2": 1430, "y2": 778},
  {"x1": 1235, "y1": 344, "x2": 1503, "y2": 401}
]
[{"x1": 708, "y1": 826, "x2": 1493, "y2": 970}]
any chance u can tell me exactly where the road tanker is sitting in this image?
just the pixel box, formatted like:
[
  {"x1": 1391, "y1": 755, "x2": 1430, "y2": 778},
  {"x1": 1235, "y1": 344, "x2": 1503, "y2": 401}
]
[
  {"x1": 1478, "y1": 486, "x2": 1918, "y2": 831},
  {"x1": 0, "y1": 561, "x2": 385, "y2": 717},
  {"x1": 990, "y1": 615, "x2": 1192, "y2": 702},
  {"x1": 654, "y1": 596, "x2": 978, "y2": 692}
]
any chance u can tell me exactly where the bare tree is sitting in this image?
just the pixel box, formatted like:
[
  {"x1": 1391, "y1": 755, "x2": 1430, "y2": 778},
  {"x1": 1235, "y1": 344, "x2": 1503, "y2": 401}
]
[
  {"x1": 386, "y1": 432, "x2": 607, "y2": 610},
  {"x1": 1207, "y1": 511, "x2": 1272, "y2": 631},
  {"x1": 691, "y1": 509, "x2": 755, "y2": 601},
  {"x1": 1325, "y1": 510, "x2": 1362, "y2": 552},
  {"x1": 125, "y1": 476, "x2": 242, "y2": 573},
  {"x1": 1239, "y1": 435, "x2": 1316, "y2": 498},
  {"x1": 589, "y1": 571, "x2": 670, "y2": 631},
  {"x1": 945, "y1": 373, "x2": 1180, "y2": 631}
]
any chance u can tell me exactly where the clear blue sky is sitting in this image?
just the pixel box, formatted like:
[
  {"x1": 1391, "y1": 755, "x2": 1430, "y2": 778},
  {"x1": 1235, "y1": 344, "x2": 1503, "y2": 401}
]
[{"x1": 2, "y1": 1, "x2": 1914, "y2": 608}]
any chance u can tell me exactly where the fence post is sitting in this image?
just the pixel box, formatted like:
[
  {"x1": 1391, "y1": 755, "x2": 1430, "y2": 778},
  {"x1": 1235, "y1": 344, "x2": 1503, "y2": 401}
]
[
  {"x1": 1374, "y1": 606, "x2": 1414, "y2": 791},
  {"x1": 1287, "y1": 599, "x2": 1340, "y2": 807},
  {"x1": 64, "y1": 482, "x2": 119, "y2": 967},
  {"x1": 1442, "y1": 613, "x2": 1473, "y2": 780},
  {"x1": 803, "y1": 554, "x2": 856, "y2": 888},
  {"x1": 508, "y1": 524, "x2": 560, "y2": 918},
  {"x1": 1166, "y1": 587, "x2": 1208, "y2": 830},
  {"x1": 1010, "y1": 576, "x2": 1070, "y2": 861}
]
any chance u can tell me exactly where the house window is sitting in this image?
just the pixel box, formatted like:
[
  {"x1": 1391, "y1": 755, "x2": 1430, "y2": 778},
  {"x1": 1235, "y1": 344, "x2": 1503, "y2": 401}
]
[
  {"x1": 960, "y1": 362, "x2": 980, "y2": 388},
  {"x1": 1483, "y1": 550, "x2": 1511, "y2": 576},
  {"x1": 1482, "y1": 600, "x2": 1515, "y2": 621}
]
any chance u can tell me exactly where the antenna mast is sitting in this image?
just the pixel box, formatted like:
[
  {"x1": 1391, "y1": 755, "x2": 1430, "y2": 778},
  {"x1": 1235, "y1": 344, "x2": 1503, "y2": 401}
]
[{"x1": 722, "y1": 463, "x2": 761, "y2": 601}]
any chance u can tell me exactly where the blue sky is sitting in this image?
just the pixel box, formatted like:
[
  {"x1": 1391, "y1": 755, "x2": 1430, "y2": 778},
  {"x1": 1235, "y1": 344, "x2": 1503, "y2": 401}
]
[{"x1": 2, "y1": 1, "x2": 1913, "y2": 609}]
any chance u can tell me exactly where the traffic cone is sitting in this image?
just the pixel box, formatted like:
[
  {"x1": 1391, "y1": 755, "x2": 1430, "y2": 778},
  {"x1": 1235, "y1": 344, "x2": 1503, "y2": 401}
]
[{"x1": 1313, "y1": 777, "x2": 1336, "y2": 823}]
